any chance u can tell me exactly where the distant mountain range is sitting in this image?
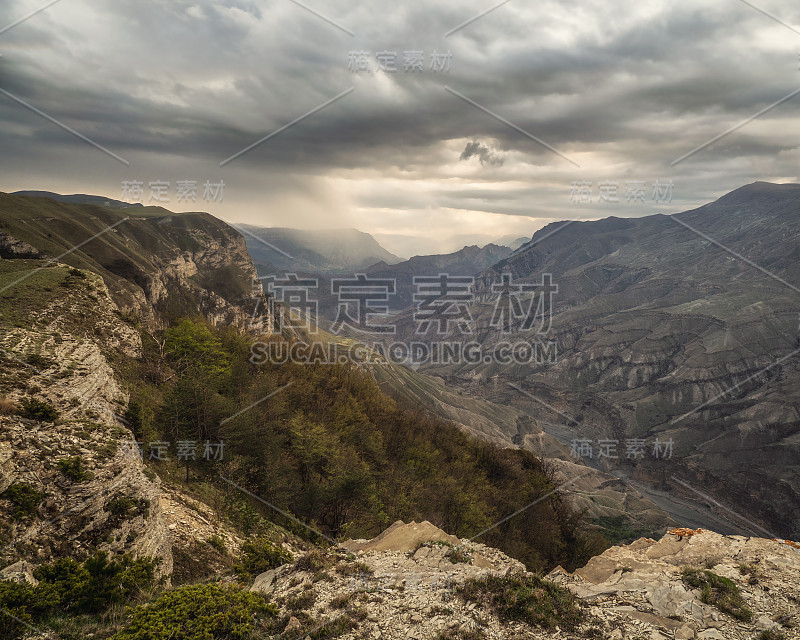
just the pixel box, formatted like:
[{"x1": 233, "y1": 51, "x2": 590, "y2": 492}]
[
  {"x1": 383, "y1": 181, "x2": 800, "y2": 539},
  {"x1": 493, "y1": 234, "x2": 531, "y2": 251},
  {"x1": 239, "y1": 225, "x2": 403, "y2": 274},
  {"x1": 365, "y1": 243, "x2": 513, "y2": 311}
]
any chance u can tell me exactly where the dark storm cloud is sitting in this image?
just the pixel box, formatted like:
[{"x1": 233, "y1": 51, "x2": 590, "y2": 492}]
[
  {"x1": 460, "y1": 141, "x2": 504, "y2": 166},
  {"x1": 0, "y1": 0, "x2": 798, "y2": 245}
]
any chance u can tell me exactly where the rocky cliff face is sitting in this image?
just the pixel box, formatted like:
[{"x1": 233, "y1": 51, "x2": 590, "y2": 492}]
[
  {"x1": 0, "y1": 267, "x2": 173, "y2": 580},
  {"x1": 0, "y1": 194, "x2": 274, "y2": 590},
  {"x1": 553, "y1": 528, "x2": 800, "y2": 639}
]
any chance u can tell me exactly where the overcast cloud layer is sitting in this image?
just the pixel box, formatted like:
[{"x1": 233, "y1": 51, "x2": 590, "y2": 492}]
[{"x1": 1, "y1": 0, "x2": 799, "y2": 255}]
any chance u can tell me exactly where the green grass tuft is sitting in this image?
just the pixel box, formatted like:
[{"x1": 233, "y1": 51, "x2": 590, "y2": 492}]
[
  {"x1": 681, "y1": 567, "x2": 753, "y2": 622},
  {"x1": 456, "y1": 573, "x2": 585, "y2": 631}
]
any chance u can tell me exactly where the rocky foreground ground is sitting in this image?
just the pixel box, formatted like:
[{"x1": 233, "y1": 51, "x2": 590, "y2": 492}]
[{"x1": 249, "y1": 522, "x2": 800, "y2": 640}]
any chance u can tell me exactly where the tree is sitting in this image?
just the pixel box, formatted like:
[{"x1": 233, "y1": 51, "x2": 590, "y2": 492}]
[{"x1": 163, "y1": 318, "x2": 231, "y2": 377}]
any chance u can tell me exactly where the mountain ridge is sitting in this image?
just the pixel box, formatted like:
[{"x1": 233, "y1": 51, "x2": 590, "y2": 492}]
[
  {"x1": 381, "y1": 181, "x2": 800, "y2": 540},
  {"x1": 241, "y1": 225, "x2": 403, "y2": 274}
]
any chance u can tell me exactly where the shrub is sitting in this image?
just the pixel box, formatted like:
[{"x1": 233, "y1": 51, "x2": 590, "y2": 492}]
[
  {"x1": 206, "y1": 535, "x2": 226, "y2": 552},
  {"x1": 681, "y1": 567, "x2": 753, "y2": 622},
  {"x1": 0, "y1": 396, "x2": 17, "y2": 415},
  {"x1": 294, "y1": 549, "x2": 333, "y2": 574},
  {"x1": 113, "y1": 583, "x2": 276, "y2": 640},
  {"x1": 738, "y1": 562, "x2": 761, "y2": 585},
  {"x1": 307, "y1": 614, "x2": 356, "y2": 639},
  {"x1": 19, "y1": 397, "x2": 59, "y2": 422},
  {"x1": 105, "y1": 495, "x2": 150, "y2": 520},
  {"x1": 0, "y1": 579, "x2": 57, "y2": 639},
  {"x1": 286, "y1": 588, "x2": 316, "y2": 610},
  {"x1": 34, "y1": 552, "x2": 160, "y2": 614},
  {"x1": 1, "y1": 482, "x2": 45, "y2": 520},
  {"x1": 455, "y1": 573, "x2": 585, "y2": 631},
  {"x1": 335, "y1": 561, "x2": 373, "y2": 577},
  {"x1": 0, "y1": 553, "x2": 159, "y2": 639},
  {"x1": 123, "y1": 400, "x2": 144, "y2": 439},
  {"x1": 57, "y1": 457, "x2": 92, "y2": 482},
  {"x1": 25, "y1": 353, "x2": 55, "y2": 369},
  {"x1": 234, "y1": 537, "x2": 293, "y2": 581},
  {"x1": 445, "y1": 545, "x2": 473, "y2": 565},
  {"x1": 328, "y1": 592, "x2": 353, "y2": 609}
]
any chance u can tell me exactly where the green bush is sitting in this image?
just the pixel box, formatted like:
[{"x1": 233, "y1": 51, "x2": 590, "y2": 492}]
[
  {"x1": 456, "y1": 573, "x2": 585, "y2": 631},
  {"x1": 0, "y1": 579, "x2": 58, "y2": 639},
  {"x1": 681, "y1": 567, "x2": 753, "y2": 622},
  {"x1": 234, "y1": 537, "x2": 293, "y2": 580},
  {"x1": 113, "y1": 583, "x2": 276, "y2": 640},
  {"x1": 206, "y1": 535, "x2": 226, "y2": 552},
  {"x1": 19, "y1": 397, "x2": 59, "y2": 422},
  {"x1": 123, "y1": 400, "x2": 144, "y2": 439},
  {"x1": 1, "y1": 482, "x2": 45, "y2": 520},
  {"x1": 0, "y1": 553, "x2": 159, "y2": 639},
  {"x1": 33, "y1": 552, "x2": 160, "y2": 614},
  {"x1": 25, "y1": 353, "x2": 55, "y2": 369},
  {"x1": 105, "y1": 495, "x2": 150, "y2": 520},
  {"x1": 57, "y1": 457, "x2": 92, "y2": 482}
]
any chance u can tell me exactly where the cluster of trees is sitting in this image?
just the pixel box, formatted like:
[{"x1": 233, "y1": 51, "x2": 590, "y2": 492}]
[{"x1": 127, "y1": 318, "x2": 605, "y2": 572}]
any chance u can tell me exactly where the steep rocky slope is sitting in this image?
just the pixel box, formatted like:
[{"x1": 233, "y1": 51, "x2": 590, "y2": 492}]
[
  {"x1": 0, "y1": 264, "x2": 173, "y2": 580},
  {"x1": 0, "y1": 195, "x2": 268, "y2": 588},
  {"x1": 384, "y1": 182, "x2": 800, "y2": 540}
]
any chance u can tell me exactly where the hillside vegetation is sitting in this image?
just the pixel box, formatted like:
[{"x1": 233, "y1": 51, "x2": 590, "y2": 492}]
[{"x1": 127, "y1": 317, "x2": 606, "y2": 573}]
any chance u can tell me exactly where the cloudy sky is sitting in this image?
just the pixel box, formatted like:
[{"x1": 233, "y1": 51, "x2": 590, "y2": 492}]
[{"x1": 1, "y1": 0, "x2": 799, "y2": 256}]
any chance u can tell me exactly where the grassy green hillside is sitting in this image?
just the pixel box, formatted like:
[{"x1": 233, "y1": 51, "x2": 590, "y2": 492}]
[{"x1": 0, "y1": 192, "x2": 254, "y2": 319}]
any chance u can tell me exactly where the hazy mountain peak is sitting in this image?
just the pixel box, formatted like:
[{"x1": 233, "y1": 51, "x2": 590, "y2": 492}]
[{"x1": 239, "y1": 225, "x2": 402, "y2": 274}]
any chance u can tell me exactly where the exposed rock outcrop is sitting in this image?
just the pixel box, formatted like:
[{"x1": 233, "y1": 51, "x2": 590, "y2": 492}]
[
  {"x1": 0, "y1": 269, "x2": 172, "y2": 581},
  {"x1": 0, "y1": 231, "x2": 42, "y2": 259},
  {"x1": 551, "y1": 528, "x2": 800, "y2": 639},
  {"x1": 254, "y1": 522, "x2": 800, "y2": 639}
]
